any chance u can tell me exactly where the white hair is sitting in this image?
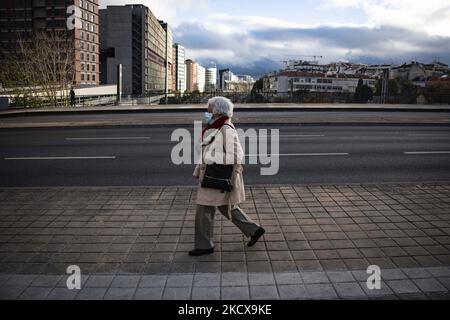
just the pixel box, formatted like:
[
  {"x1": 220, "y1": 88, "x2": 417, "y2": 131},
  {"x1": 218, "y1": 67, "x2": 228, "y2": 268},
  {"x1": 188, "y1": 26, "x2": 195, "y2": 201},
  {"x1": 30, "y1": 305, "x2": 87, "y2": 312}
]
[{"x1": 208, "y1": 96, "x2": 234, "y2": 117}]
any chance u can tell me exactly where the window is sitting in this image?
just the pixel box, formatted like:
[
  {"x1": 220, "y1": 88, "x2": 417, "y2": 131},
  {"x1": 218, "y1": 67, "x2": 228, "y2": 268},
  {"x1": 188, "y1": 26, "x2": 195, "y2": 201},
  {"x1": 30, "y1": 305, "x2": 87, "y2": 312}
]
[
  {"x1": 87, "y1": 74, "x2": 90, "y2": 81},
  {"x1": 92, "y1": 74, "x2": 95, "y2": 81},
  {"x1": 81, "y1": 64, "x2": 84, "y2": 71},
  {"x1": 80, "y1": 53, "x2": 84, "y2": 60},
  {"x1": 81, "y1": 74, "x2": 84, "y2": 81},
  {"x1": 86, "y1": 64, "x2": 89, "y2": 71},
  {"x1": 91, "y1": 54, "x2": 95, "y2": 62},
  {"x1": 91, "y1": 64, "x2": 95, "y2": 71}
]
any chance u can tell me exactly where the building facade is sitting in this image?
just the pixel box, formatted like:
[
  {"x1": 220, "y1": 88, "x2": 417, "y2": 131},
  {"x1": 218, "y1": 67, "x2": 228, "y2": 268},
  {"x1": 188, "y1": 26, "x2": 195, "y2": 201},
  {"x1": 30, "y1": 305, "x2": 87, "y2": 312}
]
[
  {"x1": 219, "y1": 68, "x2": 237, "y2": 91},
  {"x1": 205, "y1": 67, "x2": 217, "y2": 92},
  {"x1": 160, "y1": 21, "x2": 173, "y2": 94},
  {"x1": 185, "y1": 59, "x2": 197, "y2": 92},
  {"x1": 0, "y1": 0, "x2": 100, "y2": 86},
  {"x1": 264, "y1": 71, "x2": 376, "y2": 94},
  {"x1": 196, "y1": 63, "x2": 205, "y2": 93},
  {"x1": 173, "y1": 43, "x2": 186, "y2": 92},
  {"x1": 99, "y1": 4, "x2": 171, "y2": 95}
]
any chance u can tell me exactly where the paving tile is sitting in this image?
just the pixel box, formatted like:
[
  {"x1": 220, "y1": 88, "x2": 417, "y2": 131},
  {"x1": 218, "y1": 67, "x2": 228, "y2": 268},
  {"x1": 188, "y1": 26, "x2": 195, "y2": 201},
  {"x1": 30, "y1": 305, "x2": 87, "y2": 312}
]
[
  {"x1": 333, "y1": 282, "x2": 367, "y2": 299},
  {"x1": 221, "y1": 286, "x2": 249, "y2": 300},
  {"x1": 15, "y1": 286, "x2": 51, "y2": 300},
  {"x1": 84, "y1": 275, "x2": 115, "y2": 288},
  {"x1": 360, "y1": 281, "x2": 394, "y2": 297},
  {"x1": 326, "y1": 271, "x2": 355, "y2": 283},
  {"x1": 221, "y1": 272, "x2": 248, "y2": 287},
  {"x1": 162, "y1": 287, "x2": 191, "y2": 300},
  {"x1": 248, "y1": 273, "x2": 276, "y2": 286},
  {"x1": 31, "y1": 275, "x2": 63, "y2": 287},
  {"x1": 387, "y1": 279, "x2": 421, "y2": 295},
  {"x1": 134, "y1": 287, "x2": 164, "y2": 300},
  {"x1": 413, "y1": 278, "x2": 447, "y2": 293},
  {"x1": 193, "y1": 273, "x2": 220, "y2": 287},
  {"x1": 305, "y1": 283, "x2": 338, "y2": 299},
  {"x1": 401, "y1": 268, "x2": 433, "y2": 279},
  {"x1": 274, "y1": 272, "x2": 302, "y2": 285},
  {"x1": 166, "y1": 274, "x2": 194, "y2": 287},
  {"x1": 103, "y1": 287, "x2": 136, "y2": 300},
  {"x1": 4, "y1": 274, "x2": 37, "y2": 287},
  {"x1": 301, "y1": 271, "x2": 329, "y2": 284},
  {"x1": 380, "y1": 269, "x2": 408, "y2": 280},
  {"x1": 249, "y1": 285, "x2": 279, "y2": 299},
  {"x1": 277, "y1": 284, "x2": 308, "y2": 299},
  {"x1": 46, "y1": 287, "x2": 78, "y2": 300},
  {"x1": 191, "y1": 286, "x2": 220, "y2": 300},
  {"x1": 75, "y1": 287, "x2": 107, "y2": 300},
  {"x1": 110, "y1": 275, "x2": 141, "y2": 288},
  {"x1": 427, "y1": 267, "x2": 450, "y2": 277}
]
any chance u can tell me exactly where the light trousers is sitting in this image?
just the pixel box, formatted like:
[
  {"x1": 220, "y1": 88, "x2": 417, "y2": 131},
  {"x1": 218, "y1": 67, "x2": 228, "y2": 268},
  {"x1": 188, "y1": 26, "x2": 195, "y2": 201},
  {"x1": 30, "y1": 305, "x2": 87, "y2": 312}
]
[{"x1": 194, "y1": 204, "x2": 260, "y2": 250}]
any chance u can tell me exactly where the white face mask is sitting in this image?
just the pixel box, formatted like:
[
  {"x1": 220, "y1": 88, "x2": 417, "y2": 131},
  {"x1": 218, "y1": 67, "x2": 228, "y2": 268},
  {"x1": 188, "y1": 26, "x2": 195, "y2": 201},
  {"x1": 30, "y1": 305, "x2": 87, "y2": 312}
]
[{"x1": 203, "y1": 112, "x2": 214, "y2": 124}]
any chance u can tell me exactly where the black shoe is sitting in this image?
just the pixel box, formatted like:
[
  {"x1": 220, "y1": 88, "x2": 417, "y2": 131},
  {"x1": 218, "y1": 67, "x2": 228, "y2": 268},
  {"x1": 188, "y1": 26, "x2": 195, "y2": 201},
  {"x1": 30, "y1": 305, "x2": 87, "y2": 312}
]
[
  {"x1": 247, "y1": 227, "x2": 265, "y2": 247},
  {"x1": 189, "y1": 247, "x2": 214, "y2": 256}
]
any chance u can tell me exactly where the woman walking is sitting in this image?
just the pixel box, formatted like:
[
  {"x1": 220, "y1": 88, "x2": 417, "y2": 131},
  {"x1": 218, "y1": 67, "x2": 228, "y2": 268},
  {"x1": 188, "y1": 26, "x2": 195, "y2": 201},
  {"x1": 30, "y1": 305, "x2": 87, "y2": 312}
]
[{"x1": 190, "y1": 96, "x2": 265, "y2": 256}]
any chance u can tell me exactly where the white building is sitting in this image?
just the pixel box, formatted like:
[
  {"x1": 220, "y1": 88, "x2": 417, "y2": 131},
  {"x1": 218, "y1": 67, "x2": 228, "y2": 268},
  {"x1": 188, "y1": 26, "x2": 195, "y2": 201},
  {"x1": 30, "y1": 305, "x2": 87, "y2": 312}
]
[
  {"x1": 173, "y1": 43, "x2": 186, "y2": 92},
  {"x1": 196, "y1": 63, "x2": 206, "y2": 93},
  {"x1": 264, "y1": 71, "x2": 376, "y2": 94},
  {"x1": 205, "y1": 67, "x2": 217, "y2": 92}
]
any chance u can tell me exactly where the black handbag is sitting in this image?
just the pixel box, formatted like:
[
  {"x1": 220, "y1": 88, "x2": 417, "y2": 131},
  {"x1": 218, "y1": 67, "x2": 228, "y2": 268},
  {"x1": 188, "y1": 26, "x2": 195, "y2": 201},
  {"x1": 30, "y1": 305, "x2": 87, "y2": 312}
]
[
  {"x1": 200, "y1": 124, "x2": 235, "y2": 193},
  {"x1": 201, "y1": 163, "x2": 234, "y2": 192}
]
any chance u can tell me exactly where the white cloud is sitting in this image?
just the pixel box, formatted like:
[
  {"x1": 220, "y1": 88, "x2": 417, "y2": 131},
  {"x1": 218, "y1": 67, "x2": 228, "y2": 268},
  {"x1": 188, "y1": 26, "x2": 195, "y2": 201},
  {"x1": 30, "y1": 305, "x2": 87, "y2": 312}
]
[
  {"x1": 101, "y1": 0, "x2": 208, "y2": 22},
  {"x1": 323, "y1": 0, "x2": 450, "y2": 36}
]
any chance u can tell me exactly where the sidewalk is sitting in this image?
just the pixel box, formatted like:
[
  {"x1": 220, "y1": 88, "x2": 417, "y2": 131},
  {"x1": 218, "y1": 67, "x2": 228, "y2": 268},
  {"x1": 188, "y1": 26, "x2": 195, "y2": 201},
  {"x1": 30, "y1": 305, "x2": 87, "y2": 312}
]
[
  {"x1": 1, "y1": 106, "x2": 450, "y2": 129},
  {"x1": 1, "y1": 103, "x2": 449, "y2": 117},
  {"x1": 0, "y1": 182, "x2": 449, "y2": 300}
]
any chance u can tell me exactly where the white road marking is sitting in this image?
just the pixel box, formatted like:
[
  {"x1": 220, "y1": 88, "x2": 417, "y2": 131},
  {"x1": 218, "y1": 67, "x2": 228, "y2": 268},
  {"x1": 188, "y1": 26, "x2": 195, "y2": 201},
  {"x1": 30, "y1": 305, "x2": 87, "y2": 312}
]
[
  {"x1": 4, "y1": 156, "x2": 116, "y2": 160},
  {"x1": 246, "y1": 153, "x2": 349, "y2": 156},
  {"x1": 404, "y1": 151, "x2": 450, "y2": 155},
  {"x1": 65, "y1": 137, "x2": 150, "y2": 141},
  {"x1": 407, "y1": 134, "x2": 450, "y2": 137},
  {"x1": 241, "y1": 134, "x2": 325, "y2": 138}
]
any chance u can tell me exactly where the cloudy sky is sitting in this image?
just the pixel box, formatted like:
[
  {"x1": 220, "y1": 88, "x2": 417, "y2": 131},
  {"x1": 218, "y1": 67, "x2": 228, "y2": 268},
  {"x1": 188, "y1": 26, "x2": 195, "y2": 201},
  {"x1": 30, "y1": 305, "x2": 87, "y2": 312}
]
[{"x1": 102, "y1": 0, "x2": 450, "y2": 77}]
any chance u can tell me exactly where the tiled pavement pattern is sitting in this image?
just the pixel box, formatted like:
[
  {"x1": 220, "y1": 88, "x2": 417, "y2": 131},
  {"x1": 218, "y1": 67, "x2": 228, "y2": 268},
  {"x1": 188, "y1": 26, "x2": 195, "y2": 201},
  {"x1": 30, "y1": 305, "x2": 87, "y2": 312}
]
[{"x1": 0, "y1": 183, "x2": 449, "y2": 300}]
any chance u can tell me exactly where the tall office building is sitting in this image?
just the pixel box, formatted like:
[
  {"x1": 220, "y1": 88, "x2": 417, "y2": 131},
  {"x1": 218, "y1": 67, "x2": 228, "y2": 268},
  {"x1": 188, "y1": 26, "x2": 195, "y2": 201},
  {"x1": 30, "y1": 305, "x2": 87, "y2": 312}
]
[
  {"x1": 219, "y1": 68, "x2": 235, "y2": 90},
  {"x1": 196, "y1": 63, "x2": 205, "y2": 93},
  {"x1": 173, "y1": 43, "x2": 186, "y2": 92},
  {"x1": 185, "y1": 59, "x2": 197, "y2": 92},
  {"x1": 0, "y1": 0, "x2": 100, "y2": 86},
  {"x1": 100, "y1": 4, "x2": 171, "y2": 95},
  {"x1": 160, "y1": 21, "x2": 173, "y2": 94},
  {"x1": 205, "y1": 67, "x2": 217, "y2": 92}
]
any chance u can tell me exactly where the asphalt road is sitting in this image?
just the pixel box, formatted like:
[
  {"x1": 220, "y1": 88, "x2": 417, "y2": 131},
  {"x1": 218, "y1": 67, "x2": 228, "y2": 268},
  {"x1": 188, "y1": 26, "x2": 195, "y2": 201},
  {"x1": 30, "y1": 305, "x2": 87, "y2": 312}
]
[
  {"x1": 1, "y1": 110, "x2": 450, "y2": 128},
  {"x1": 0, "y1": 123, "x2": 449, "y2": 187}
]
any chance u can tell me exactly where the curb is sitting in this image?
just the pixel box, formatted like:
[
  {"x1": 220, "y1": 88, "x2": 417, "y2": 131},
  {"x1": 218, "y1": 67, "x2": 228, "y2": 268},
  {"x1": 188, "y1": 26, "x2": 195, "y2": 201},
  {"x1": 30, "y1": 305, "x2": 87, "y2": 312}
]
[
  {"x1": 1, "y1": 181, "x2": 449, "y2": 189},
  {"x1": 1, "y1": 105, "x2": 450, "y2": 118},
  {"x1": 1, "y1": 122, "x2": 450, "y2": 130}
]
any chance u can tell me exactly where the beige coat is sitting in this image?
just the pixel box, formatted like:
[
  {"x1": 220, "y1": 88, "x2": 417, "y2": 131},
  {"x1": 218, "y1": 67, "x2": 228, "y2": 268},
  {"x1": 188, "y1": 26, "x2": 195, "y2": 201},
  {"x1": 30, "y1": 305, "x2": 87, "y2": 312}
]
[{"x1": 193, "y1": 119, "x2": 245, "y2": 207}]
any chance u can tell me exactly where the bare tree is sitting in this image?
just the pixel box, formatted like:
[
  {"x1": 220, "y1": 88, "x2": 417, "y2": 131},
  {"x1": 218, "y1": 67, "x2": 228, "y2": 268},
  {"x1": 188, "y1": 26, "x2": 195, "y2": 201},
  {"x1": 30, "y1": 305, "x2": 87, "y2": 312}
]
[{"x1": 0, "y1": 30, "x2": 75, "y2": 108}]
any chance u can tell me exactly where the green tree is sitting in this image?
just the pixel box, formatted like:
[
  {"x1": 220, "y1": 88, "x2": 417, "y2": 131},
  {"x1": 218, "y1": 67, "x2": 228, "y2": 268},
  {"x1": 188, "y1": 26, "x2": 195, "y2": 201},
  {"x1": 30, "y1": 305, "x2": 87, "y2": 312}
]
[{"x1": 354, "y1": 78, "x2": 373, "y2": 103}]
